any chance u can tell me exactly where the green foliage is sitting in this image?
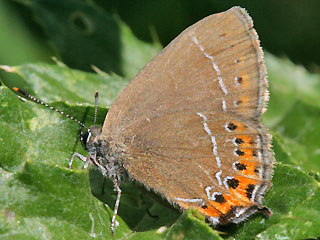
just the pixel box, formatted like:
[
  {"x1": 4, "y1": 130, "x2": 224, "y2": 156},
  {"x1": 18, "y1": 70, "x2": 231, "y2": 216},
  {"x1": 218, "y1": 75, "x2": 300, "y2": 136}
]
[
  {"x1": 28, "y1": 0, "x2": 161, "y2": 78},
  {"x1": 1, "y1": 1, "x2": 320, "y2": 239}
]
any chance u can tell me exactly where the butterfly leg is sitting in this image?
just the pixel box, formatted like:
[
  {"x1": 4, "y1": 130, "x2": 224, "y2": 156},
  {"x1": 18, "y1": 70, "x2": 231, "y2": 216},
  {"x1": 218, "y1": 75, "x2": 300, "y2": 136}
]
[
  {"x1": 69, "y1": 152, "x2": 89, "y2": 169},
  {"x1": 111, "y1": 178, "x2": 122, "y2": 235}
]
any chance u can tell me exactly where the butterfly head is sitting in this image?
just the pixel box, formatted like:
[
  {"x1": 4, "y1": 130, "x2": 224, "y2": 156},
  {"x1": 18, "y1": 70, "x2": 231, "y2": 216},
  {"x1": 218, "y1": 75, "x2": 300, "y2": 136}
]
[{"x1": 80, "y1": 125, "x2": 102, "y2": 151}]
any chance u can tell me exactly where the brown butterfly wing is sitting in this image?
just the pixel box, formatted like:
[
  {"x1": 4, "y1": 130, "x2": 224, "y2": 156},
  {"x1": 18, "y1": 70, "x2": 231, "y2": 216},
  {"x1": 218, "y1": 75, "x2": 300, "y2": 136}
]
[{"x1": 102, "y1": 7, "x2": 273, "y2": 223}]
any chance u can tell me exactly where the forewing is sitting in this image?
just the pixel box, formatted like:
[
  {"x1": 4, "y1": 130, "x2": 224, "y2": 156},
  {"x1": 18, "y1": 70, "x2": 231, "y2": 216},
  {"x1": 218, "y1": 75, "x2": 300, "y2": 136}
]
[{"x1": 102, "y1": 7, "x2": 268, "y2": 142}]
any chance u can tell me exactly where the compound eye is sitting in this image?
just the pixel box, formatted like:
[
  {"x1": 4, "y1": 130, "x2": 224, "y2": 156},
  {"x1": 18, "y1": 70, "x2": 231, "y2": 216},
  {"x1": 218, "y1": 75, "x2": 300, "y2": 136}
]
[{"x1": 80, "y1": 130, "x2": 90, "y2": 150}]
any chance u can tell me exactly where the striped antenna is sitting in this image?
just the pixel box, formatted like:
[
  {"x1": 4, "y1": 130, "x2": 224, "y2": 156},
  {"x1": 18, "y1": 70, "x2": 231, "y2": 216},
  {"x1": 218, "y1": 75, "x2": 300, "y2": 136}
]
[
  {"x1": 94, "y1": 91, "x2": 99, "y2": 125},
  {"x1": 13, "y1": 87, "x2": 90, "y2": 130}
]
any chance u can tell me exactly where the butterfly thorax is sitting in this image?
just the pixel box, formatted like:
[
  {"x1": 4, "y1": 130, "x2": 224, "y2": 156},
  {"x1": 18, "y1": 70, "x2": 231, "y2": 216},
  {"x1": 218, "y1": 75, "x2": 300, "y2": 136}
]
[{"x1": 84, "y1": 125, "x2": 126, "y2": 181}]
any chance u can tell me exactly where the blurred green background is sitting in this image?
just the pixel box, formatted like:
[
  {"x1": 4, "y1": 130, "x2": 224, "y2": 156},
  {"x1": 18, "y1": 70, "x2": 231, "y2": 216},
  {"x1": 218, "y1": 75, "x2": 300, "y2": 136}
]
[{"x1": 1, "y1": 0, "x2": 320, "y2": 76}]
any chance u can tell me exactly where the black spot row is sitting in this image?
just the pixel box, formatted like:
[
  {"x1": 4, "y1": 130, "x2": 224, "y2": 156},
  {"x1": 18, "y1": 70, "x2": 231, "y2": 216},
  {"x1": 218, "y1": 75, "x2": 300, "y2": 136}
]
[
  {"x1": 235, "y1": 137, "x2": 244, "y2": 145},
  {"x1": 246, "y1": 184, "x2": 255, "y2": 199},
  {"x1": 235, "y1": 162, "x2": 247, "y2": 170},
  {"x1": 235, "y1": 149, "x2": 245, "y2": 156},
  {"x1": 227, "y1": 178, "x2": 240, "y2": 189},
  {"x1": 252, "y1": 150, "x2": 258, "y2": 157},
  {"x1": 235, "y1": 148, "x2": 259, "y2": 158},
  {"x1": 235, "y1": 100, "x2": 243, "y2": 106},
  {"x1": 236, "y1": 77, "x2": 243, "y2": 84},
  {"x1": 215, "y1": 194, "x2": 226, "y2": 204},
  {"x1": 227, "y1": 122, "x2": 237, "y2": 131}
]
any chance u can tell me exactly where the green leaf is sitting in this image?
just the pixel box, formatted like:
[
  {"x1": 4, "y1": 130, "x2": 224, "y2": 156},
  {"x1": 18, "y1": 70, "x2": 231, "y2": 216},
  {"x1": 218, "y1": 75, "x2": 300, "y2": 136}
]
[
  {"x1": 0, "y1": 63, "x2": 128, "y2": 107},
  {"x1": 274, "y1": 101, "x2": 320, "y2": 172},
  {"x1": 164, "y1": 210, "x2": 223, "y2": 240},
  {"x1": 264, "y1": 53, "x2": 320, "y2": 172},
  {"x1": 264, "y1": 53, "x2": 320, "y2": 127},
  {"x1": 24, "y1": 0, "x2": 161, "y2": 78}
]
